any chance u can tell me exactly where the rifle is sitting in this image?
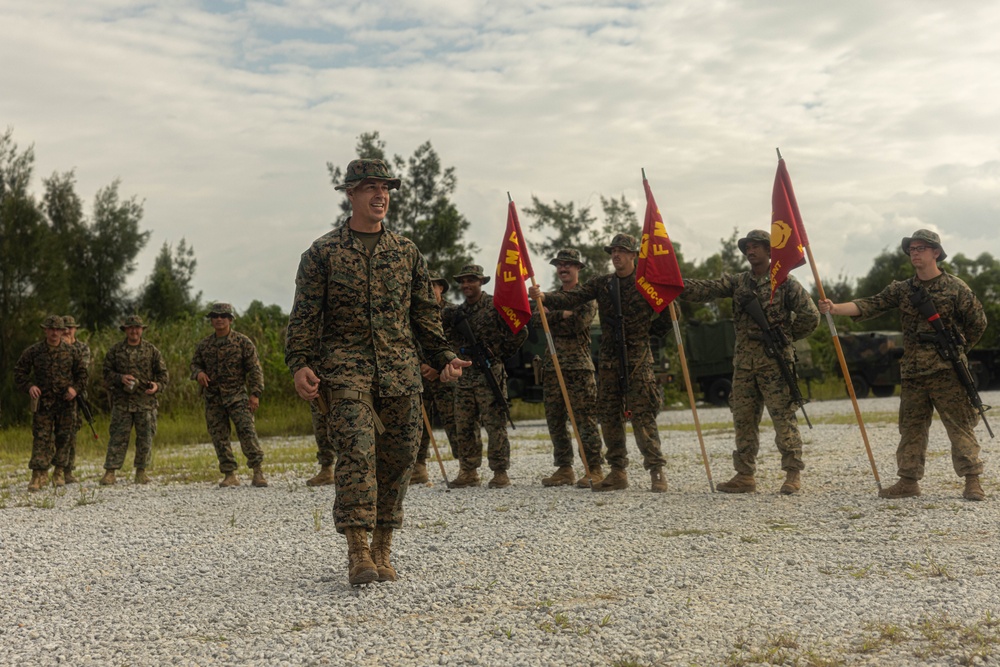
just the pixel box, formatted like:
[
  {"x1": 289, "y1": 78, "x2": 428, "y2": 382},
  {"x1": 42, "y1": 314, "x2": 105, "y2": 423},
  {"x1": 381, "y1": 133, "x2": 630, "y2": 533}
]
[
  {"x1": 909, "y1": 284, "x2": 994, "y2": 438},
  {"x1": 75, "y1": 394, "x2": 100, "y2": 441},
  {"x1": 608, "y1": 276, "x2": 631, "y2": 420},
  {"x1": 740, "y1": 294, "x2": 812, "y2": 428},
  {"x1": 454, "y1": 313, "x2": 515, "y2": 429}
]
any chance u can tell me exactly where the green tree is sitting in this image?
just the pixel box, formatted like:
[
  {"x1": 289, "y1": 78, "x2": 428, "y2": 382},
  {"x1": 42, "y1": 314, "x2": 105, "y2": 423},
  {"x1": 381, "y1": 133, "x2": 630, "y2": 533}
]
[
  {"x1": 948, "y1": 252, "x2": 1000, "y2": 348},
  {"x1": 137, "y1": 239, "x2": 201, "y2": 322}
]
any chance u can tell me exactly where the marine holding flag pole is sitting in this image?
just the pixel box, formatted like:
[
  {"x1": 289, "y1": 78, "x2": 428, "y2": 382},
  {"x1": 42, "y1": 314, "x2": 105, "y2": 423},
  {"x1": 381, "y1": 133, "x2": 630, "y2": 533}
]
[
  {"x1": 501, "y1": 194, "x2": 592, "y2": 482},
  {"x1": 638, "y1": 169, "x2": 714, "y2": 492},
  {"x1": 773, "y1": 148, "x2": 881, "y2": 490}
]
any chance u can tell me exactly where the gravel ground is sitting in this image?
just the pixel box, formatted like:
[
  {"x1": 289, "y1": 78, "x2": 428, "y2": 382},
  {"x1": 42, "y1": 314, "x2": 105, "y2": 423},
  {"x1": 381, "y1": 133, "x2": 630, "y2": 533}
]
[{"x1": 2, "y1": 392, "x2": 1000, "y2": 667}]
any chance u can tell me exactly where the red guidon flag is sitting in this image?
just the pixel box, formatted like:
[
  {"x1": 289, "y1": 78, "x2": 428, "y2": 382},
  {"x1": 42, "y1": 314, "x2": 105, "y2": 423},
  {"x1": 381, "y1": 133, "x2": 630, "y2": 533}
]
[
  {"x1": 637, "y1": 178, "x2": 684, "y2": 313},
  {"x1": 769, "y1": 158, "x2": 807, "y2": 300},
  {"x1": 494, "y1": 200, "x2": 532, "y2": 333}
]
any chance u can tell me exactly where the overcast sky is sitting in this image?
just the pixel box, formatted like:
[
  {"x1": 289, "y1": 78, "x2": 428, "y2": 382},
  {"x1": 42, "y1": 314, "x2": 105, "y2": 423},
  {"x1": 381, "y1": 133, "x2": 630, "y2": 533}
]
[{"x1": 3, "y1": 0, "x2": 999, "y2": 312}]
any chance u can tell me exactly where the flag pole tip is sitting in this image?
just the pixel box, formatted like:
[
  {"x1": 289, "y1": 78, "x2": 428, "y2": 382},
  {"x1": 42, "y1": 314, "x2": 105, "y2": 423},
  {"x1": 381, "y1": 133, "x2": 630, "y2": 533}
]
[
  {"x1": 506, "y1": 191, "x2": 512, "y2": 202},
  {"x1": 776, "y1": 147, "x2": 782, "y2": 160},
  {"x1": 641, "y1": 167, "x2": 647, "y2": 180}
]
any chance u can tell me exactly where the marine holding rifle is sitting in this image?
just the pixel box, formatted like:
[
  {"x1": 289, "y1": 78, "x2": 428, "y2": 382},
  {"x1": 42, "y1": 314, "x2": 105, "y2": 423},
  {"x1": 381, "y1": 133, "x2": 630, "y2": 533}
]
[
  {"x1": 819, "y1": 229, "x2": 988, "y2": 501},
  {"x1": 529, "y1": 233, "x2": 670, "y2": 493},
  {"x1": 680, "y1": 230, "x2": 819, "y2": 495},
  {"x1": 101, "y1": 315, "x2": 168, "y2": 486},
  {"x1": 446, "y1": 264, "x2": 528, "y2": 489}
]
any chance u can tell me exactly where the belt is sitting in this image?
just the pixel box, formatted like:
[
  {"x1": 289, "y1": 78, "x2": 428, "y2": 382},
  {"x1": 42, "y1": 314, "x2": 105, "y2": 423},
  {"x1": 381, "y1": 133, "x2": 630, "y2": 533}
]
[{"x1": 318, "y1": 389, "x2": 385, "y2": 435}]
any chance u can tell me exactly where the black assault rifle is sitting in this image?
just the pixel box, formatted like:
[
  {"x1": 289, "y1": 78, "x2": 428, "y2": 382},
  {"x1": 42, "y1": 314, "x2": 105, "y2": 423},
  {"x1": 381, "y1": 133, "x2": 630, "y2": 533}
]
[
  {"x1": 75, "y1": 394, "x2": 100, "y2": 441},
  {"x1": 740, "y1": 295, "x2": 812, "y2": 428},
  {"x1": 454, "y1": 313, "x2": 515, "y2": 429},
  {"x1": 909, "y1": 284, "x2": 994, "y2": 438},
  {"x1": 609, "y1": 277, "x2": 632, "y2": 420}
]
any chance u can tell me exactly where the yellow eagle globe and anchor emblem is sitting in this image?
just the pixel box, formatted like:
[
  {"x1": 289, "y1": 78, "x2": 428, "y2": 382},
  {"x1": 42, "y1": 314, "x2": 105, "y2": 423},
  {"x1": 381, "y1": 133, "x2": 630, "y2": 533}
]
[{"x1": 771, "y1": 220, "x2": 794, "y2": 249}]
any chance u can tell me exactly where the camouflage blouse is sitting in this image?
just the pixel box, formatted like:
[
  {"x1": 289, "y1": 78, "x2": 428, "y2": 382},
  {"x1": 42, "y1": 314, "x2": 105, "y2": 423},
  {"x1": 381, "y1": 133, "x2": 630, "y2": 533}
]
[
  {"x1": 190, "y1": 330, "x2": 264, "y2": 402},
  {"x1": 14, "y1": 341, "x2": 88, "y2": 412},
  {"x1": 102, "y1": 339, "x2": 169, "y2": 411}
]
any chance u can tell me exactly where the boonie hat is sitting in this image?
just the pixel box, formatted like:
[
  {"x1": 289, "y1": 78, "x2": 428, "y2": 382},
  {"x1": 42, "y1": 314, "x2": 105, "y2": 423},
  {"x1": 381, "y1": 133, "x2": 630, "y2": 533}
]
[
  {"x1": 603, "y1": 233, "x2": 639, "y2": 254},
  {"x1": 333, "y1": 158, "x2": 402, "y2": 192},
  {"x1": 62, "y1": 315, "x2": 80, "y2": 329},
  {"x1": 549, "y1": 248, "x2": 586, "y2": 267},
  {"x1": 119, "y1": 315, "x2": 148, "y2": 331},
  {"x1": 207, "y1": 302, "x2": 236, "y2": 318},
  {"x1": 738, "y1": 230, "x2": 771, "y2": 255},
  {"x1": 452, "y1": 264, "x2": 491, "y2": 285},
  {"x1": 901, "y1": 229, "x2": 947, "y2": 261},
  {"x1": 429, "y1": 273, "x2": 450, "y2": 290},
  {"x1": 41, "y1": 315, "x2": 66, "y2": 330}
]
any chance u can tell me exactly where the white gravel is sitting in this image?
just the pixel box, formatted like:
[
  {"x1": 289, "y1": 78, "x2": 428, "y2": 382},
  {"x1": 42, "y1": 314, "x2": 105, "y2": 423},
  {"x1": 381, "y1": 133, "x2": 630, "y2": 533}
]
[{"x1": 2, "y1": 392, "x2": 1000, "y2": 666}]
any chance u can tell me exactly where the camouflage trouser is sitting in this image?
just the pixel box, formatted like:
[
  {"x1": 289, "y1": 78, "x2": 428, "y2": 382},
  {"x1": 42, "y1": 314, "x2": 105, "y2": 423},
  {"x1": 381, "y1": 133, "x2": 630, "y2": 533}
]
[
  {"x1": 596, "y1": 367, "x2": 665, "y2": 471},
  {"x1": 417, "y1": 380, "x2": 464, "y2": 463},
  {"x1": 544, "y1": 368, "x2": 603, "y2": 469},
  {"x1": 205, "y1": 397, "x2": 264, "y2": 472},
  {"x1": 323, "y1": 393, "x2": 421, "y2": 532},
  {"x1": 729, "y1": 364, "x2": 804, "y2": 475},
  {"x1": 896, "y1": 372, "x2": 984, "y2": 480},
  {"x1": 104, "y1": 406, "x2": 156, "y2": 470},
  {"x1": 454, "y1": 377, "x2": 510, "y2": 472},
  {"x1": 66, "y1": 401, "x2": 81, "y2": 472},
  {"x1": 29, "y1": 402, "x2": 75, "y2": 471},
  {"x1": 311, "y1": 400, "x2": 335, "y2": 467}
]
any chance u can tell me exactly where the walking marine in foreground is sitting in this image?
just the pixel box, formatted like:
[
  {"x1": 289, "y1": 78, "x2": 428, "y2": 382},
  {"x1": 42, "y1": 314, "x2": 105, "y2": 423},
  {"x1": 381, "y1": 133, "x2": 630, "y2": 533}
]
[
  {"x1": 101, "y1": 315, "x2": 169, "y2": 485},
  {"x1": 191, "y1": 302, "x2": 268, "y2": 488},
  {"x1": 285, "y1": 158, "x2": 469, "y2": 586},
  {"x1": 61, "y1": 315, "x2": 91, "y2": 484},
  {"x1": 14, "y1": 316, "x2": 88, "y2": 491},
  {"x1": 446, "y1": 264, "x2": 528, "y2": 490},
  {"x1": 530, "y1": 234, "x2": 670, "y2": 493},
  {"x1": 819, "y1": 230, "x2": 988, "y2": 501},
  {"x1": 532, "y1": 248, "x2": 604, "y2": 488},
  {"x1": 681, "y1": 230, "x2": 819, "y2": 494}
]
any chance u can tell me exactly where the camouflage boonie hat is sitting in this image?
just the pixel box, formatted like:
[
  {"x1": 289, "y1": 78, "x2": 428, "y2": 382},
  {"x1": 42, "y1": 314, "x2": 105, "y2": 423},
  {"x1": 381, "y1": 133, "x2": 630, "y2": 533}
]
[
  {"x1": 333, "y1": 158, "x2": 402, "y2": 192},
  {"x1": 119, "y1": 315, "x2": 148, "y2": 331},
  {"x1": 207, "y1": 302, "x2": 236, "y2": 318},
  {"x1": 41, "y1": 315, "x2": 66, "y2": 330},
  {"x1": 452, "y1": 264, "x2": 491, "y2": 285},
  {"x1": 549, "y1": 248, "x2": 586, "y2": 267},
  {"x1": 429, "y1": 273, "x2": 450, "y2": 290},
  {"x1": 738, "y1": 229, "x2": 771, "y2": 255},
  {"x1": 603, "y1": 233, "x2": 639, "y2": 254},
  {"x1": 901, "y1": 229, "x2": 947, "y2": 261},
  {"x1": 62, "y1": 315, "x2": 80, "y2": 329}
]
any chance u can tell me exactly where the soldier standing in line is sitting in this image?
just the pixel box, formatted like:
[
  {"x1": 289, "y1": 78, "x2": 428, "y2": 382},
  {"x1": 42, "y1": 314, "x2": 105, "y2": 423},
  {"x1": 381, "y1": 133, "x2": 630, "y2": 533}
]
[
  {"x1": 680, "y1": 230, "x2": 819, "y2": 494},
  {"x1": 285, "y1": 158, "x2": 468, "y2": 585},
  {"x1": 14, "y1": 316, "x2": 88, "y2": 491},
  {"x1": 447, "y1": 264, "x2": 528, "y2": 490},
  {"x1": 819, "y1": 230, "x2": 987, "y2": 500},
  {"x1": 530, "y1": 234, "x2": 669, "y2": 493},
  {"x1": 191, "y1": 302, "x2": 268, "y2": 488},
  {"x1": 100, "y1": 315, "x2": 168, "y2": 485},
  {"x1": 61, "y1": 315, "x2": 90, "y2": 484},
  {"x1": 534, "y1": 249, "x2": 604, "y2": 488}
]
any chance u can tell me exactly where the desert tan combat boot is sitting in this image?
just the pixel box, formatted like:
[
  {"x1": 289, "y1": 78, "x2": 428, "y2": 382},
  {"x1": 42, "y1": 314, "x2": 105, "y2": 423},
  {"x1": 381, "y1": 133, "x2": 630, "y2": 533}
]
[
  {"x1": 650, "y1": 467, "x2": 667, "y2": 493},
  {"x1": 251, "y1": 466, "x2": 268, "y2": 487},
  {"x1": 878, "y1": 476, "x2": 920, "y2": 499},
  {"x1": 541, "y1": 466, "x2": 575, "y2": 487},
  {"x1": 779, "y1": 470, "x2": 801, "y2": 495},
  {"x1": 345, "y1": 527, "x2": 378, "y2": 585},
  {"x1": 576, "y1": 465, "x2": 604, "y2": 488},
  {"x1": 717, "y1": 473, "x2": 756, "y2": 494},
  {"x1": 135, "y1": 469, "x2": 151, "y2": 485},
  {"x1": 219, "y1": 471, "x2": 240, "y2": 487},
  {"x1": 306, "y1": 464, "x2": 334, "y2": 486},
  {"x1": 52, "y1": 467, "x2": 66, "y2": 487},
  {"x1": 592, "y1": 467, "x2": 628, "y2": 492},
  {"x1": 488, "y1": 470, "x2": 511, "y2": 489},
  {"x1": 99, "y1": 470, "x2": 116, "y2": 486},
  {"x1": 371, "y1": 526, "x2": 397, "y2": 582},
  {"x1": 963, "y1": 474, "x2": 985, "y2": 501},
  {"x1": 410, "y1": 462, "x2": 429, "y2": 485},
  {"x1": 63, "y1": 469, "x2": 78, "y2": 484},
  {"x1": 450, "y1": 469, "x2": 481, "y2": 488},
  {"x1": 27, "y1": 470, "x2": 45, "y2": 492}
]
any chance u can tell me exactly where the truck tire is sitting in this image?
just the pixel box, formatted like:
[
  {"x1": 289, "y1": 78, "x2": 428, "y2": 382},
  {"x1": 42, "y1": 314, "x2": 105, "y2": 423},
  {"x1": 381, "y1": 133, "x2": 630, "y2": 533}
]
[
  {"x1": 848, "y1": 374, "x2": 870, "y2": 399},
  {"x1": 871, "y1": 385, "x2": 895, "y2": 398},
  {"x1": 707, "y1": 378, "x2": 732, "y2": 406}
]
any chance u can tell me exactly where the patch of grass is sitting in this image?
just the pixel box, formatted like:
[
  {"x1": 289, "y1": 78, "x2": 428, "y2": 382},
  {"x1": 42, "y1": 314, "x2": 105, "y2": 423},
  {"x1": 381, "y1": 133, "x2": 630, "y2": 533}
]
[
  {"x1": 765, "y1": 519, "x2": 797, "y2": 531},
  {"x1": 75, "y1": 486, "x2": 100, "y2": 506},
  {"x1": 661, "y1": 528, "x2": 712, "y2": 538},
  {"x1": 740, "y1": 535, "x2": 759, "y2": 544}
]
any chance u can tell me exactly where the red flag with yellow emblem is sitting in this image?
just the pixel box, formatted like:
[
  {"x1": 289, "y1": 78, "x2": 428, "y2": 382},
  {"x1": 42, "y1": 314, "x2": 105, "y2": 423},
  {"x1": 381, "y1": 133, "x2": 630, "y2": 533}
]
[
  {"x1": 769, "y1": 159, "x2": 807, "y2": 299},
  {"x1": 636, "y1": 177, "x2": 684, "y2": 313},
  {"x1": 493, "y1": 200, "x2": 532, "y2": 333}
]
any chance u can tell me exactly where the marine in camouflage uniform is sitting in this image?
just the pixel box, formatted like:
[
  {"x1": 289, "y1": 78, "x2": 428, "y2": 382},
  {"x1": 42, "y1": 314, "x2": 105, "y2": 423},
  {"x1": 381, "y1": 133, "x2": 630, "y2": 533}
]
[
  {"x1": 285, "y1": 158, "x2": 465, "y2": 585},
  {"x1": 14, "y1": 316, "x2": 88, "y2": 491},
  {"x1": 101, "y1": 315, "x2": 168, "y2": 485},
  {"x1": 820, "y1": 230, "x2": 988, "y2": 501},
  {"x1": 531, "y1": 234, "x2": 670, "y2": 493},
  {"x1": 533, "y1": 248, "x2": 603, "y2": 488},
  {"x1": 305, "y1": 400, "x2": 336, "y2": 485},
  {"x1": 191, "y1": 302, "x2": 267, "y2": 488},
  {"x1": 446, "y1": 264, "x2": 528, "y2": 489},
  {"x1": 681, "y1": 230, "x2": 819, "y2": 494},
  {"x1": 61, "y1": 315, "x2": 90, "y2": 483}
]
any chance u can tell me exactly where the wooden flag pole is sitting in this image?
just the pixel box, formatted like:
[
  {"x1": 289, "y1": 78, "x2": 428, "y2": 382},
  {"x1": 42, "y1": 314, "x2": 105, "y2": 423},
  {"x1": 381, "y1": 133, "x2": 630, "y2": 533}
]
[
  {"x1": 422, "y1": 403, "x2": 452, "y2": 489},
  {"x1": 669, "y1": 302, "x2": 715, "y2": 492}
]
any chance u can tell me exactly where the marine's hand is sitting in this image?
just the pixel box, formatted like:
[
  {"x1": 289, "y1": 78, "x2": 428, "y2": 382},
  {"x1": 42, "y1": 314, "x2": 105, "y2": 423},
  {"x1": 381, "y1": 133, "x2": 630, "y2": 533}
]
[
  {"x1": 196, "y1": 372, "x2": 211, "y2": 388},
  {"x1": 249, "y1": 395, "x2": 260, "y2": 413},
  {"x1": 528, "y1": 285, "x2": 543, "y2": 301},
  {"x1": 64, "y1": 387, "x2": 77, "y2": 401},
  {"x1": 420, "y1": 363, "x2": 440, "y2": 381},
  {"x1": 122, "y1": 374, "x2": 137, "y2": 387},
  {"x1": 440, "y1": 358, "x2": 473, "y2": 382},
  {"x1": 294, "y1": 367, "x2": 321, "y2": 400},
  {"x1": 818, "y1": 298, "x2": 833, "y2": 314},
  {"x1": 28, "y1": 386, "x2": 41, "y2": 400},
  {"x1": 144, "y1": 382, "x2": 158, "y2": 395}
]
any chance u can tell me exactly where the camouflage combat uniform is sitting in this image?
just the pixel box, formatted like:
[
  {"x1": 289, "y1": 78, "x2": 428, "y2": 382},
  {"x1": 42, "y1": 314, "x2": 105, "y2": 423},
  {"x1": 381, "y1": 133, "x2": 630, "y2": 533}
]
[
  {"x1": 14, "y1": 339, "x2": 88, "y2": 471},
  {"x1": 103, "y1": 337, "x2": 169, "y2": 471},
  {"x1": 191, "y1": 329, "x2": 265, "y2": 473},
  {"x1": 542, "y1": 271, "x2": 669, "y2": 472},
  {"x1": 285, "y1": 221, "x2": 455, "y2": 532},
  {"x1": 447, "y1": 292, "x2": 528, "y2": 475},
  {"x1": 532, "y1": 298, "x2": 603, "y2": 470},
  {"x1": 852, "y1": 273, "x2": 987, "y2": 480},
  {"x1": 681, "y1": 272, "x2": 819, "y2": 475},
  {"x1": 65, "y1": 338, "x2": 91, "y2": 474},
  {"x1": 311, "y1": 400, "x2": 335, "y2": 467}
]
